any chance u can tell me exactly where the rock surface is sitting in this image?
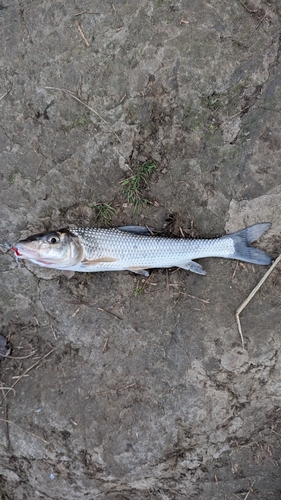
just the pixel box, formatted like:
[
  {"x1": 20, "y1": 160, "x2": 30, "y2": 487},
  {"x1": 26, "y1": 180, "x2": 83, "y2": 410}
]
[{"x1": 1, "y1": 1, "x2": 281, "y2": 499}]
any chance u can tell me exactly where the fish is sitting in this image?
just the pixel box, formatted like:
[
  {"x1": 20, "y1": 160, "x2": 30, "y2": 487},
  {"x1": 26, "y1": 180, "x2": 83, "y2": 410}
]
[{"x1": 11, "y1": 223, "x2": 272, "y2": 278}]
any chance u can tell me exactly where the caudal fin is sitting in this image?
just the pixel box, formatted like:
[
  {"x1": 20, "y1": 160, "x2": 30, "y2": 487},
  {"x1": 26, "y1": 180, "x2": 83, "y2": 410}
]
[{"x1": 227, "y1": 223, "x2": 272, "y2": 266}]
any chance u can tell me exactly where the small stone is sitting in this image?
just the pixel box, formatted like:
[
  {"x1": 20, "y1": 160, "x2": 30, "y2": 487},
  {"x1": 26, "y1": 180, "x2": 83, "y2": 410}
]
[{"x1": 0, "y1": 335, "x2": 12, "y2": 359}]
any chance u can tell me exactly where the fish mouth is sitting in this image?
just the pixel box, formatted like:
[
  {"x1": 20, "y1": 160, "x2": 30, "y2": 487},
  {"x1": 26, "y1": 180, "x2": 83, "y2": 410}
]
[
  {"x1": 11, "y1": 247, "x2": 22, "y2": 257},
  {"x1": 11, "y1": 244, "x2": 41, "y2": 260}
]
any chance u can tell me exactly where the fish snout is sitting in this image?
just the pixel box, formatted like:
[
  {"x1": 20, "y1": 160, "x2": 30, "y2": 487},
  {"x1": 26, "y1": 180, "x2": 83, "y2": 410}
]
[{"x1": 11, "y1": 242, "x2": 40, "y2": 259}]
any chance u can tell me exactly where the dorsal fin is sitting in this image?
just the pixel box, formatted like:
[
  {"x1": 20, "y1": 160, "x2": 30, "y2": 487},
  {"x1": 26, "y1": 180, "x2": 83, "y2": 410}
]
[{"x1": 117, "y1": 226, "x2": 154, "y2": 235}]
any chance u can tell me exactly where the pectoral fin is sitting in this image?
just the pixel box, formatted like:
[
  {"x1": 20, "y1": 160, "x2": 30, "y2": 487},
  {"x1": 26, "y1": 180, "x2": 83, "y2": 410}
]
[{"x1": 179, "y1": 261, "x2": 206, "y2": 275}]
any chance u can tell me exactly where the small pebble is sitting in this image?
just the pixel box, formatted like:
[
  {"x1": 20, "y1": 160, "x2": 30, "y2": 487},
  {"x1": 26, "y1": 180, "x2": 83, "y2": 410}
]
[{"x1": 0, "y1": 335, "x2": 12, "y2": 359}]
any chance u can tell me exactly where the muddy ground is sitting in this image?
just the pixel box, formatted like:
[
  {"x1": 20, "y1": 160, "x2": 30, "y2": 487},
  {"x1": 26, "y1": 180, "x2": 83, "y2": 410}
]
[{"x1": 1, "y1": 1, "x2": 281, "y2": 499}]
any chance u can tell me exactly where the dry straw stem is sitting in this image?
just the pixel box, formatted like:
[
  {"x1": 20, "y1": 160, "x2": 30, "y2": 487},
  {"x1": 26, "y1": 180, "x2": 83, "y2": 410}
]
[
  {"x1": 75, "y1": 21, "x2": 90, "y2": 47},
  {"x1": 176, "y1": 290, "x2": 210, "y2": 304},
  {"x1": 8, "y1": 351, "x2": 36, "y2": 360},
  {"x1": 184, "y1": 293, "x2": 210, "y2": 304},
  {"x1": 236, "y1": 254, "x2": 281, "y2": 348},
  {"x1": 44, "y1": 86, "x2": 122, "y2": 143}
]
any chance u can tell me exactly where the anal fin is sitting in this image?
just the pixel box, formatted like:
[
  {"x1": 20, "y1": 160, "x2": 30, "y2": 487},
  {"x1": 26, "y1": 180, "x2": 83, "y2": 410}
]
[
  {"x1": 179, "y1": 261, "x2": 206, "y2": 275},
  {"x1": 127, "y1": 266, "x2": 150, "y2": 277},
  {"x1": 61, "y1": 270, "x2": 76, "y2": 279}
]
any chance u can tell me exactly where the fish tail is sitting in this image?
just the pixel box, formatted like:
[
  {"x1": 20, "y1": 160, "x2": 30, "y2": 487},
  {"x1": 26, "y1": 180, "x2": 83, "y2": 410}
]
[{"x1": 227, "y1": 222, "x2": 272, "y2": 266}]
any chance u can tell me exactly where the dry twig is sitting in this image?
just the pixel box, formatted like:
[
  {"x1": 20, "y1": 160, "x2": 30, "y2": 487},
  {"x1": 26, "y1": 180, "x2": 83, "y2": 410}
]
[
  {"x1": 0, "y1": 89, "x2": 11, "y2": 102},
  {"x1": 250, "y1": 14, "x2": 267, "y2": 35},
  {"x1": 102, "y1": 337, "x2": 109, "y2": 353},
  {"x1": 98, "y1": 307, "x2": 122, "y2": 321},
  {"x1": 232, "y1": 262, "x2": 239, "y2": 279},
  {"x1": 244, "y1": 480, "x2": 256, "y2": 500},
  {"x1": 184, "y1": 293, "x2": 210, "y2": 304},
  {"x1": 75, "y1": 21, "x2": 90, "y2": 46}
]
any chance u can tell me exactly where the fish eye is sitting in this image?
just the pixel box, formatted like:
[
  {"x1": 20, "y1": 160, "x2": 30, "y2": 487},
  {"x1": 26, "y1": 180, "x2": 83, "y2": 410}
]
[{"x1": 47, "y1": 234, "x2": 60, "y2": 244}]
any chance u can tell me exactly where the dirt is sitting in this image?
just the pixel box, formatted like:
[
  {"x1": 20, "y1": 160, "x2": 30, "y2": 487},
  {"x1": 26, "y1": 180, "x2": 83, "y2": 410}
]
[{"x1": 1, "y1": 1, "x2": 281, "y2": 499}]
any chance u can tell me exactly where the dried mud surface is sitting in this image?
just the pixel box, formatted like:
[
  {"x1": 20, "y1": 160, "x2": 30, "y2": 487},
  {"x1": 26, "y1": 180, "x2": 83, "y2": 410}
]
[{"x1": 1, "y1": 1, "x2": 281, "y2": 499}]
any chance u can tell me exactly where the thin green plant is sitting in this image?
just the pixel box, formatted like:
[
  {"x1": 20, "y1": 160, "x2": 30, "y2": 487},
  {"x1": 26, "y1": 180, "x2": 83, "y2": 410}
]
[
  {"x1": 121, "y1": 162, "x2": 156, "y2": 213},
  {"x1": 89, "y1": 202, "x2": 116, "y2": 226},
  {"x1": 134, "y1": 280, "x2": 148, "y2": 297},
  {"x1": 133, "y1": 273, "x2": 154, "y2": 296}
]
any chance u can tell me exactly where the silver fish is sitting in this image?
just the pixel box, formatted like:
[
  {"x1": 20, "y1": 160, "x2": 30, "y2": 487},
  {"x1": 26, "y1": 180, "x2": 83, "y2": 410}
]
[{"x1": 11, "y1": 223, "x2": 272, "y2": 277}]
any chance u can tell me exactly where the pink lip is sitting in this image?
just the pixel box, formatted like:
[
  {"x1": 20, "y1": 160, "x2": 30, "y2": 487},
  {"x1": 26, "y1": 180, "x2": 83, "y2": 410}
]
[{"x1": 11, "y1": 247, "x2": 22, "y2": 256}]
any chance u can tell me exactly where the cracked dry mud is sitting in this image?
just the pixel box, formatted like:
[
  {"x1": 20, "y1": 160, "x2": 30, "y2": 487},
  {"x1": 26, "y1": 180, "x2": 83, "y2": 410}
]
[{"x1": 1, "y1": 1, "x2": 281, "y2": 499}]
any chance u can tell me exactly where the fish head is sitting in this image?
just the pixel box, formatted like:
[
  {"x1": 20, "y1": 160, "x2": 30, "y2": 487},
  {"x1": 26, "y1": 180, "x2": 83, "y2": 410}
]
[{"x1": 11, "y1": 228, "x2": 84, "y2": 268}]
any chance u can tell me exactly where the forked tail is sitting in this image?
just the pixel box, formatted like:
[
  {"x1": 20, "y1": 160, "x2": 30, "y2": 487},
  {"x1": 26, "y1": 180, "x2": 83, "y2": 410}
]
[{"x1": 226, "y1": 223, "x2": 272, "y2": 265}]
